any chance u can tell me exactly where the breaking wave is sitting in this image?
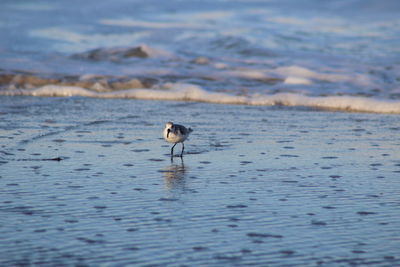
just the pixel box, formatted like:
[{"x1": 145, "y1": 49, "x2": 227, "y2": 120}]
[{"x1": 2, "y1": 83, "x2": 400, "y2": 114}]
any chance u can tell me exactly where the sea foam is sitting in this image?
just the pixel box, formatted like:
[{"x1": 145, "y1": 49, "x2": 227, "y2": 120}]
[{"x1": 2, "y1": 83, "x2": 400, "y2": 114}]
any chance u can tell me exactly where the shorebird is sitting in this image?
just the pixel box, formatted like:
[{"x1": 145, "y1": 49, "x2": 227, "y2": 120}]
[{"x1": 163, "y1": 122, "x2": 193, "y2": 157}]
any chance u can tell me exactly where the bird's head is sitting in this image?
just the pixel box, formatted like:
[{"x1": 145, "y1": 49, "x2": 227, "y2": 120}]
[{"x1": 165, "y1": 122, "x2": 174, "y2": 138}]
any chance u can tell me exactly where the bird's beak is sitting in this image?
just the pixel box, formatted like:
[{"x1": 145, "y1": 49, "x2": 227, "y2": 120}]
[{"x1": 167, "y1": 128, "x2": 170, "y2": 138}]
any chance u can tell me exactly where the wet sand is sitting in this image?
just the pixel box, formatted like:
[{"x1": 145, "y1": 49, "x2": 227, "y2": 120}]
[{"x1": 1, "y1": 96, "x2": 400, "y2": 266}]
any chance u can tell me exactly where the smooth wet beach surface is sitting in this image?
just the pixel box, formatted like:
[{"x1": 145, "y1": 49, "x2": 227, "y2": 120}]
[
  {"x1": 1, "y1": 0, "x2": 400, "y2": 265},
  {"x1": 1, "y1": 97, "x2": 399, "y2": 266}
]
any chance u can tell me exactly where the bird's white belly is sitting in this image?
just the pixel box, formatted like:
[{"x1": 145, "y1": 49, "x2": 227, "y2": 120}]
[{"x1": 163, "y1": 130, "x2": 186, "y2": 143}]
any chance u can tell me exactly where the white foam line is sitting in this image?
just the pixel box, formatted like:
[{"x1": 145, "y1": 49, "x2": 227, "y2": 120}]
[
  {"x1": 1, "y1": 84, "x2": 400, "y2": 114},
  {"x1": 100, "y1": 19, "x2": 205, "y2": 30},
  {"x1": 226, "y1": 65, "x2": 374, "y2": 87}
]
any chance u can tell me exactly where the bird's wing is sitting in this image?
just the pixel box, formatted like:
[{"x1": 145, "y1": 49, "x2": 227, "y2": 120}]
[{"x1": 176, "y1": 124, "x2": 188, "y2": 135}]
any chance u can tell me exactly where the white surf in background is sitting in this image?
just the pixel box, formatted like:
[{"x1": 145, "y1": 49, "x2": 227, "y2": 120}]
[{"x1": 1, "y1": 0, "x2": 399, "y2": 113}]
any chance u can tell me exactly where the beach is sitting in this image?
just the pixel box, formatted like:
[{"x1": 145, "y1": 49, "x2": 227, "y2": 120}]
[
  {"x1": 1, "y1": 0, "x2": 400, "y2": 265},
  {"x1": 1, "y1": 96, "x2": 399, "y2": 266}
]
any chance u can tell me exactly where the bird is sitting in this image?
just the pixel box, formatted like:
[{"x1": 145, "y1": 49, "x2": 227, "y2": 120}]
[{"x1": 163, "y1": 122, "x2": 193, "y2": 157}]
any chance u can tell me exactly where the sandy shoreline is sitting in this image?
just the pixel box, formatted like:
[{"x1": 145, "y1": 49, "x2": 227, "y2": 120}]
[{"x1": 1, "y1": 96, "x2": 400, "y2": 266}]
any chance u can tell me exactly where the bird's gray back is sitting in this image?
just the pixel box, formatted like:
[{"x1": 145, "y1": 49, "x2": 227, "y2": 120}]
[{"x1": 175, "y1": 124, "x2": 190, "y2": 135}]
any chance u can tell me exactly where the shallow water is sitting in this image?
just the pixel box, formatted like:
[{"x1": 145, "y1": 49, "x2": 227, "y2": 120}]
[
  {"x1": 1, "y1": 0, "x2": 400, "y2": 113},
  {"x1": 1, "y1": 96, "x2": 400, "y2": 266},
  {"x1": 1, "y1": 1, "x2": 400, "y2": 264}
]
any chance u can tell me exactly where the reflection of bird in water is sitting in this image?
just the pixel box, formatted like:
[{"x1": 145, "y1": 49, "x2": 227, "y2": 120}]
[
  {"x1": 163, "y1": 122, "x2": 193, "y2": 157},
  {"x1": 162, "y1": 159, "x2": 187, "y2": 191}
]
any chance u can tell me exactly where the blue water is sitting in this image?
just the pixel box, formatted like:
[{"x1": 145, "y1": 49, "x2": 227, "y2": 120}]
[
  {"x1": 1, "y1": 1, "x2": 400, "y2": 265},
  {"x1": 1, "y1": 0, "x2": 400, "y2": 105}
]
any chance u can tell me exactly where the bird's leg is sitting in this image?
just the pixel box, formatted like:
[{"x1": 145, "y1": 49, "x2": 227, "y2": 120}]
[
  {"x1": 171, "y1": 143, "x2": 177, "y2": 157},
  {"x1": 180, "y1": 142, "x2": 185, "y2": 157}
]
